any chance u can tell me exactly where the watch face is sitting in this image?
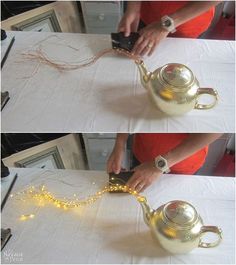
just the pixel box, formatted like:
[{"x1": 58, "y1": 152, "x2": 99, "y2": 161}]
[
  {"x1": 157, "y1": 160, "x2": 166, "y2": 168},
  {"x1": 164, "y1": 20, "x2": 172, "y2": 27}
]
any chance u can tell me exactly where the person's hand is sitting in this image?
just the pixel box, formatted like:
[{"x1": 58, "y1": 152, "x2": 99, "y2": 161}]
[
  {"x1": 118, "y1": 10, "x2": 140, "y2": 37},
  {"x1": 126, "y1": 161, "x2": 162, "y2": 193},
  {"x1": 107, "y1": 145, "x2": 124, "y2": 174},
  {"x1": 132, "y1": 22, "x2": 169, "y2": 56}
]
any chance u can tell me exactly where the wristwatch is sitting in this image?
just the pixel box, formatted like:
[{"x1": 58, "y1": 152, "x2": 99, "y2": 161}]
[
  {"x1": 154, "y1": 155, "x2": 170, "y2": 173},
  {"x1": 161, "y1": 15, "x2": 176, "y2": 34}
]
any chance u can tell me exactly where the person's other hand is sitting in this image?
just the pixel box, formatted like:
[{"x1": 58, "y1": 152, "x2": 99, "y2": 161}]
[
  {"x1": 126, "y1": 161, "x2": 162, "y2": 192},
  {"x1": 118, "y1": 10, "x2": 140, "y2": 37},
  {"x1": 132, "y1": 22, "x2": 169, "y2": 56},
  {"x1": 106, "y1": 146, "x2": 124, "y2": 174}
]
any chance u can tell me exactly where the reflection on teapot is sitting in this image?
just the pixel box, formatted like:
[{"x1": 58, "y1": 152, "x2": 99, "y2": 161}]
[
  {"x1": 138, "y1": 197, "x2": 222, "y2": 254},
  {"x1": 135, "y1": 60, "x2": 218, "y2": 116}
]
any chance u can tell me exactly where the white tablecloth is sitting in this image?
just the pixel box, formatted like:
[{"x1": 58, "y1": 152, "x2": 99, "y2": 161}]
[
  {"x1": 1, "y1": 31, "x2": 235, "y2": 133},
  {"x1": 1, "y1": 168, "x2": 235, "y2": 264}
]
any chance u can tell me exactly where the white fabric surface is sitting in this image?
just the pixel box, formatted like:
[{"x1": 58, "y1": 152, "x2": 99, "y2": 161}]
[
  {"x1": 1, "y1": 31, "x2": 235, "y2": 133},
  {"x1": 1, "y1": 168, "x2": 235, "y2": 264}
]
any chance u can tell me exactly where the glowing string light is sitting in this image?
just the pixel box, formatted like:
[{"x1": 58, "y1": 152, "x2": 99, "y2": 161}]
[
  {"x1": 20, "y1": 214, "x2": 35, "y2": 221},
  {"x1": 12, "y1": 178, "x2": 146, "y2": 215}
]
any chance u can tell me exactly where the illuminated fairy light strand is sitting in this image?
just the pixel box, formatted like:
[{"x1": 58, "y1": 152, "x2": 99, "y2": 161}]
[
  {"x1": 15, "y1": 184, "x2": 144, "y2": 209},
  {"x1": 11, "y1": 177, "x2": 146, "y2": 221},
  {"x1": 20, "y1": 214, "x2": 35, "y2": 221},
  {"x1": 12, "y1": 179, "x2": 145, "y2": 208}
]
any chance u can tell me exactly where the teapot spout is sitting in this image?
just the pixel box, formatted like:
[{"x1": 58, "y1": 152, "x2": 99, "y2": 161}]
[
  {"x1": 138, "y1": 196, "x2": 154, "y2": 227},
  {"x1": 135, "y1": 60, "x2": 151, "y2": 89}
]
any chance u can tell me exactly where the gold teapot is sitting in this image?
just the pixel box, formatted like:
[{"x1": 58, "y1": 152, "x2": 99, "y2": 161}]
[
  {"x1": 139, "y1": 197, "x2": 222, "y2": 254},
  {"x1": 136, "y1": 60, "x2": 218, "y2": 115}
]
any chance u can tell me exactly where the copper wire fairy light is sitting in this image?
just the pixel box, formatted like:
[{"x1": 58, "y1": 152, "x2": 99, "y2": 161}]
[
  {"x1": 18, "y1": 33, "x2": 141, "y2": 78},
  {"x1": 12, "y1": 177, "x2": 145, "y2": 220},
  {"x1": 21, "y1": 47, "x2": 141, "y2": 73}
]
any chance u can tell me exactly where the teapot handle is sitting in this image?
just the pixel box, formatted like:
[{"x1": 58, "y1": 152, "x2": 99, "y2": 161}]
[
  {"x1": 195, "y1": 88, "x2": 218, "y2": 110},
  {"x1": 198, "y1": 225, "x2": 223, "y2": 248}
]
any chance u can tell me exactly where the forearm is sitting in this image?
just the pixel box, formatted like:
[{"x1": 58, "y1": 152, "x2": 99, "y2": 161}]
[
  {"x1": 126, "y1": 1, "x2": 141, "y2": 14},
  {"x1": 164, "y1": 133, "x2": 223, "y2": 167},
  {"x1": 171, "y1": 1, "x2": 222, "y2": 28},
  {"x1": 115, "y1": 133, "x2": 129, "y2": 150}
]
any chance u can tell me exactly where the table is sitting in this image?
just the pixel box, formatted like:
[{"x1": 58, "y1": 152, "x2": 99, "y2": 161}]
[
  {"x1": 1, "y1": 31, "x2": 235, "y2": 133},
  {"x1": 1, "y1": 168, "x2": 235, "y2": 264}
]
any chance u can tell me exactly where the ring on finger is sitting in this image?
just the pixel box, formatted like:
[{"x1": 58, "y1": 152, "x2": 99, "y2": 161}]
[{"x1": 137, "y1": 184, "x2": 143, "y2": 189}]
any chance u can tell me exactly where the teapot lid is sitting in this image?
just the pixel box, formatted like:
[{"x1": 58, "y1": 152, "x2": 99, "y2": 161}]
[
  {"x1": 160, "y1": 64, "x2": 194, "y2": 87},
  {"x1": 163, "y1": 200, "x2": 198, "y2": 228}
]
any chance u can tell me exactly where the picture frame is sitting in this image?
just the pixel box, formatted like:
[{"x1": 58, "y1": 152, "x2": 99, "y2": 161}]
[
  {"x1": 15, "y1": 146, "x2": 65, "y2": 169},
  {"x1": 11, "y1": 10, "x2": 62, "y2": 32}
]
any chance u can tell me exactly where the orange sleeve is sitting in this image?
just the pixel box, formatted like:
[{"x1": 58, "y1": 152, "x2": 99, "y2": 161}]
[
  {"x1": 133, "y1": 133, "x2": 208, "y2": 175},
  {"x1": 140, "y1": 1, "x2": 215, "y2": 38}
]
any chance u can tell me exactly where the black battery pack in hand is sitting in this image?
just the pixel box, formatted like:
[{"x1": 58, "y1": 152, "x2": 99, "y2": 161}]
[
  {"x1": 109, "y1": 171, "x2": 134, "y2": 193},
  {"x1": 111, "y1": 32, "x2": 140, "y2": 52}
]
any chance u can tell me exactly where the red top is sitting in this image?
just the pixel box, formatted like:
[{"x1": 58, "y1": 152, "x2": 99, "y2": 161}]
[
  {"x1": 133, "y1": 133, "x2": 208, "y2": 174},
  {"x1": 140, "y1": 1, "x2": 215, "y2": 38}
]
